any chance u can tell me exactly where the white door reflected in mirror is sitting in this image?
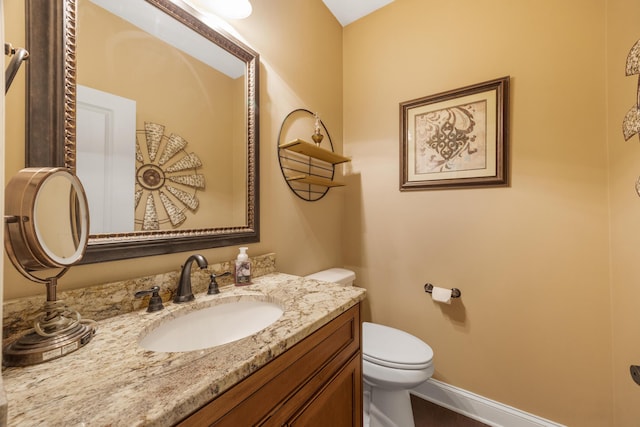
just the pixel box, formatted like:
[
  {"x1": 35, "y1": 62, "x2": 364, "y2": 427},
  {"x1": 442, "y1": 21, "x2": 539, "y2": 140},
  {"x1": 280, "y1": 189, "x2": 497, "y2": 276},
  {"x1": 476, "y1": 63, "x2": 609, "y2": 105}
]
[{"x1": 77, "y1": 85, "x2": 136, "y2": 234}]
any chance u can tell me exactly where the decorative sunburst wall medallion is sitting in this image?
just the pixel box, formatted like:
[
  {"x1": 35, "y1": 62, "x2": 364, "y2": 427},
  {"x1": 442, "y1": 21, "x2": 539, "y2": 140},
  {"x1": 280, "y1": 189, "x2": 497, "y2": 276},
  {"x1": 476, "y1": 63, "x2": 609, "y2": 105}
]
[
  {"x1": 135, "y1": 122, "x2": 205, "y2": 230},
  {"x1": 623, "y1": 40, "x2": 640, "y2": 196},
  {"x1": 624, "y1": 40, "x2": 640, "y2": 142}
]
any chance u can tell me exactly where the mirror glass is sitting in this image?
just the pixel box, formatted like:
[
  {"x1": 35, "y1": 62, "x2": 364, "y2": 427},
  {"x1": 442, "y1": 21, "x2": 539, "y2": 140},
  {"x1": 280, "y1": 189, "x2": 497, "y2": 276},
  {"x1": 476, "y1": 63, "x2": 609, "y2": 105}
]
[
  {"x1": 34, "y1": 171, "x2": 88, "y2": 263},
  {"x1": 5, "y1": 168, "x2": 89, "y2": 275},
  {"x1": 26, "y1": 0, "x2": 259, "y2": 263},
  {"x1": 77, "y1": 0, "x2": 247, "y2": 234}
]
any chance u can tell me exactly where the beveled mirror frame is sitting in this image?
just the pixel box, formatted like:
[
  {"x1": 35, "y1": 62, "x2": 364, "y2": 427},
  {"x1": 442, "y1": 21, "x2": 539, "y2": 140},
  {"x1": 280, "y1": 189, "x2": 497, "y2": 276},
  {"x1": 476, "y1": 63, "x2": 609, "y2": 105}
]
[{"x1": 25, "y1": 0, "x2": 260, "y2": 264}]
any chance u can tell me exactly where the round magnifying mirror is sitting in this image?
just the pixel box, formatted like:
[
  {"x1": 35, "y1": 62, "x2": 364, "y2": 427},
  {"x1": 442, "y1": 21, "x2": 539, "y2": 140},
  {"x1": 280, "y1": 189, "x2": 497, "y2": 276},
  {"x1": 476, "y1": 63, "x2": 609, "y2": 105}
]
[
  {"x1": 4, "y1": 168, "x2": 95, "y2": 367},
  {"x1": 5, "y1": 167, "x2": 90, "y2": 276}
]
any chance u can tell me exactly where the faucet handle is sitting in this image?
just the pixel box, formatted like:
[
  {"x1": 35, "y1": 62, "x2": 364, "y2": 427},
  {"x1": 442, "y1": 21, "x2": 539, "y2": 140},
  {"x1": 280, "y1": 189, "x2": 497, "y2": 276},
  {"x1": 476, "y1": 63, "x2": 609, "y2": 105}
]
[
  {"x1": 135, "y1": 286, "x2": 165, "y2": 312},
  {"x1": 208, "y1": 271, "x2": 231, "y2": 295}
]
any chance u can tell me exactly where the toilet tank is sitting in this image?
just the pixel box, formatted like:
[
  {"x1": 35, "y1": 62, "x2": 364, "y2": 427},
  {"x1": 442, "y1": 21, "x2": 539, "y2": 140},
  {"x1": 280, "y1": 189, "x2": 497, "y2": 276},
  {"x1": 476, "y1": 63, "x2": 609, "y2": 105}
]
[{"x1": 305, "y1": 268, "x2": 356, "y2": 286}]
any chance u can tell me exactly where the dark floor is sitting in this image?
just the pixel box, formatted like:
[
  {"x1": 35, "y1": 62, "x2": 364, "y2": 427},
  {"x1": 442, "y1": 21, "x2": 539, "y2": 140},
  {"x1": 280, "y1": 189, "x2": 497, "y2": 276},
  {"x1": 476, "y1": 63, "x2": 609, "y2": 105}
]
[{"x1": 411, "y1": 394, "x2": 490, "y2": 427}]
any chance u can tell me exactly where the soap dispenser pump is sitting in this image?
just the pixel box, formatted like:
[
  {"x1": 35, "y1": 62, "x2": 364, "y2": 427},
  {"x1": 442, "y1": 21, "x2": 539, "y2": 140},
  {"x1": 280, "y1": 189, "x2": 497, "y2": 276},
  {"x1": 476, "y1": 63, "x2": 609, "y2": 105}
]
[{"x1": 234, "y1": 247, "x2": 251, "y2": 286}]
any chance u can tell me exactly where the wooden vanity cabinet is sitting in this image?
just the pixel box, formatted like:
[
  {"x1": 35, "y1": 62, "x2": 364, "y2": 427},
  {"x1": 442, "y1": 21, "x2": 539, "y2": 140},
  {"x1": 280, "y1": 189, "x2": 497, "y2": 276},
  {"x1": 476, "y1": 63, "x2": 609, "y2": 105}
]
[{"x1": 177, "y1": 303, "x2": 362, "y2": 427}]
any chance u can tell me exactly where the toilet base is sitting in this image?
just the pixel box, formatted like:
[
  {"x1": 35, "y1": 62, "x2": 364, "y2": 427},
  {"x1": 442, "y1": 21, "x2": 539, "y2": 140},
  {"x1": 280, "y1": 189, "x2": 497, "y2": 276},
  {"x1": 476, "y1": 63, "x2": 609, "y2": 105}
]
[
  {"x1": 363, "y1": 384, "x2": 371, "y2": 427},
  {"x1": 367, "y1": 386, "x2": 416, "y2": 427}
]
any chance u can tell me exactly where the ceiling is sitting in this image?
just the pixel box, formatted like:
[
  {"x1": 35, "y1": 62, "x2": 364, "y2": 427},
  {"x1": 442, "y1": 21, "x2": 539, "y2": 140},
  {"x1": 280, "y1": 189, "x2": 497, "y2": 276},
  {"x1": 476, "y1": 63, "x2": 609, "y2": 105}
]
[{"x1": 322, "y1": 0, "x2": 394, "y2": 26}]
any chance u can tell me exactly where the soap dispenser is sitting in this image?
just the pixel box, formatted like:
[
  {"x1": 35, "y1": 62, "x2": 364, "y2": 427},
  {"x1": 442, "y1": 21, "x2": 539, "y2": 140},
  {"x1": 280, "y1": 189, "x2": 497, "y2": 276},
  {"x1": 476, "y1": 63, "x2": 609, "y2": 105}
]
[{"x1": 234, "y1": 247, "x2": 252, "y2": 286}]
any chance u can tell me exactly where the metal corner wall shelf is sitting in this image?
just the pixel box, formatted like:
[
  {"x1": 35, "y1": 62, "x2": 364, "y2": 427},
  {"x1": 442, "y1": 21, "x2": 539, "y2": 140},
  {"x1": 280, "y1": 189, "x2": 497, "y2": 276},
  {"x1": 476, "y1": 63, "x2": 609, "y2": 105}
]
[{"x1": 278, "y1": 109, "x2": 351, "y2": 202}]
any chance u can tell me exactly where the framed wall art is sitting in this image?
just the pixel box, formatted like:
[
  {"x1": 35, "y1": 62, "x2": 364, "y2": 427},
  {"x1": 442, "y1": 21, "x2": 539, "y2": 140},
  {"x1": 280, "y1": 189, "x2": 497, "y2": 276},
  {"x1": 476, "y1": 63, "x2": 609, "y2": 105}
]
[{"x1": 400, "y1": 76, "x2": 509, "y2": 191}]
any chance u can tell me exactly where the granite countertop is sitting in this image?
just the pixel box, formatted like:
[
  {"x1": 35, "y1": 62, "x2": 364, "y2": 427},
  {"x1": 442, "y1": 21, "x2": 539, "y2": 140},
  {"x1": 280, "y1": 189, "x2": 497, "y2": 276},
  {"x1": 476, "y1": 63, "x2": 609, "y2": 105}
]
[{"x1": 2, "y1": 273, "x2": 366, "y2": 426}]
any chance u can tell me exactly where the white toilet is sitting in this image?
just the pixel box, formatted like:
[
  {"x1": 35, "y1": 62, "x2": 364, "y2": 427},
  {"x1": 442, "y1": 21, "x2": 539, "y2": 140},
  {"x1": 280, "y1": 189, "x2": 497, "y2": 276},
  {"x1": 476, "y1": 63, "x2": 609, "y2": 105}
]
[{"x1": 305, "y1": 268, "x2": 434, "y2": 427}]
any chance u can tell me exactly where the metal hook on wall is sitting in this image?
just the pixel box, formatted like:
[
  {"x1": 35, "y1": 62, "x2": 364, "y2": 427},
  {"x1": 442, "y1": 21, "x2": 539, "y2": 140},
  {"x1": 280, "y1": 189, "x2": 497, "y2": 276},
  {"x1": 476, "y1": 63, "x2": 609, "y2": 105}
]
[{"x1": 5, "y1": 43, "x2": 30, "y2": 94}]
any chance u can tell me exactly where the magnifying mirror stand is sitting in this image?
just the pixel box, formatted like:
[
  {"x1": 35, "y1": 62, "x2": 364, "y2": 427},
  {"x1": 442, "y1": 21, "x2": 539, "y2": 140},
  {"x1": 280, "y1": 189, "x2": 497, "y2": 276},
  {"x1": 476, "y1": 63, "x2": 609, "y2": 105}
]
[
  {"x1": 3, "y1": 167, "x2": 96, "y2": 366},
  {"x1": 3, "y1": 274, "x2": 96, "y2": 367}
]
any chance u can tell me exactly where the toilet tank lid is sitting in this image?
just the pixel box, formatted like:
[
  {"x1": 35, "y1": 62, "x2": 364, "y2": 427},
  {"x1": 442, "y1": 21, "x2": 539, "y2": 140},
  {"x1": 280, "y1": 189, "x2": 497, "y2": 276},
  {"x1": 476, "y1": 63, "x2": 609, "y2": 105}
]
[{"x1": 305, "y1": 268, "x2": 356, "y2": 286}]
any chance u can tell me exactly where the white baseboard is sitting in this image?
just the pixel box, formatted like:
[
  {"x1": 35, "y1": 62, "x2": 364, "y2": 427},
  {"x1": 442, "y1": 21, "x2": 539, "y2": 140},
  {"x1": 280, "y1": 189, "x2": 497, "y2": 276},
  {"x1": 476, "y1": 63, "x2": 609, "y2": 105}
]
[{"x1": 411, "y1": 379, "x2": 566, "y2": 427}]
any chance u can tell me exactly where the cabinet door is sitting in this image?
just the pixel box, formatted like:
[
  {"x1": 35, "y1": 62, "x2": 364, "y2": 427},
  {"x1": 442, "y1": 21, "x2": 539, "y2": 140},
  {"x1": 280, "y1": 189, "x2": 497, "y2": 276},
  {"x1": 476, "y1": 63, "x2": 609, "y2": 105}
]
[{"x1": 286, "y1": 353, "x2": 362, "y2": 427}]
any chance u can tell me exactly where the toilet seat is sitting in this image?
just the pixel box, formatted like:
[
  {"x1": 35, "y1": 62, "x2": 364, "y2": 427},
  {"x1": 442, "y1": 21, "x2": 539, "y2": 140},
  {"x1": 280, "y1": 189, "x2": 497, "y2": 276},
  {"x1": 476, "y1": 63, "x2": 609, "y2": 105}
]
[{"x1": 363, "y1": 322, "x2": 433, "y2": 370}]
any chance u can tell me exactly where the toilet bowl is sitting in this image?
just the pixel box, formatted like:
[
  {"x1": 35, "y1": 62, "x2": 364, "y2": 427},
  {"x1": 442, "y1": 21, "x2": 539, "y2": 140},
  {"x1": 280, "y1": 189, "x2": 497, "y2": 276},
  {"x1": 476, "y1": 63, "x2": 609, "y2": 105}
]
[
  {"x1": 305, "y1": 268, "x2": 434, "y2": 427},
  {"x1": 362, "y1": 321, "x2": 434, "y2": 427}
]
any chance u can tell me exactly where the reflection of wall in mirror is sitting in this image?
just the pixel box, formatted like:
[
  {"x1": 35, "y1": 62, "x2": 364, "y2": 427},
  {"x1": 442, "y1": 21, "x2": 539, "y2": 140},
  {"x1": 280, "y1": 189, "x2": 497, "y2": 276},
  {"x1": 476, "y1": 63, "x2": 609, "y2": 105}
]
[
  {"x1": 77, "y1": 0, "x2": 247, "y2": 232},
  {"x1": 232, "y1": 76, "x2": 247, "y2": 223},
  {"x1": 34, "y1": 176, "x2": 77, "y2": 259}
]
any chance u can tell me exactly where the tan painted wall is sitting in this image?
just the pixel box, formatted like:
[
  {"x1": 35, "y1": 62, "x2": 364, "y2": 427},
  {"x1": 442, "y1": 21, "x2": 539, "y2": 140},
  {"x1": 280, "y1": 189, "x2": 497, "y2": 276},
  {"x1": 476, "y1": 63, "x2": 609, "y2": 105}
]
[
  {"x1": 3, "y1": 0, "x2": 344, "y2": 300},
  {"x1": 607, "y1": 0, "x2": 640, "y2": 426},
  {"x1": 4, "y1": 0, "x2": 25, "y2": 187},
  {"x1": 342, "y1": 0, "x2": 613, "y2": 425}
]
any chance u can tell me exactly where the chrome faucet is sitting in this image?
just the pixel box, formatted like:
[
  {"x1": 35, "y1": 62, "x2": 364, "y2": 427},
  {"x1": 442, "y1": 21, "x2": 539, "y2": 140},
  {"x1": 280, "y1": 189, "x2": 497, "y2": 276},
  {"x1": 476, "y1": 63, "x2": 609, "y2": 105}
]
[{"x1": 174, "y1": 254, "x2": 208, "y2": 303}]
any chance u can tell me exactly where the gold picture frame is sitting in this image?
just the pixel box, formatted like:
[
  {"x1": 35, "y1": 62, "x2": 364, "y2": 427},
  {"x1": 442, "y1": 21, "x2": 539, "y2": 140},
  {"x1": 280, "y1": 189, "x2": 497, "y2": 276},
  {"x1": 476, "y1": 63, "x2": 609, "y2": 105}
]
[{"x1": 400, "y1": 76, "x2": 509, "y2": 190}]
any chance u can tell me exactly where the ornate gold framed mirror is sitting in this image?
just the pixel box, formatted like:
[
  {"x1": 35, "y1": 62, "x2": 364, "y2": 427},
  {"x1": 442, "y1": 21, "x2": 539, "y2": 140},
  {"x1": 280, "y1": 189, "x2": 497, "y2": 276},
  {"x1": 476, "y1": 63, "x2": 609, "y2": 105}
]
[{"x1": 25, "y1": 0, "x2": 260, "y2": 263}]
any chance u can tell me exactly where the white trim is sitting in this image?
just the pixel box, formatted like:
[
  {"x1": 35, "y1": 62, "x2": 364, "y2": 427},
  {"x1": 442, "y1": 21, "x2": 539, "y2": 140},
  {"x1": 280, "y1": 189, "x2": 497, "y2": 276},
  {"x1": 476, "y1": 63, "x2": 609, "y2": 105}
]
[{"x1": 412, "y1": 379, "x2": 566, "y2": 427}]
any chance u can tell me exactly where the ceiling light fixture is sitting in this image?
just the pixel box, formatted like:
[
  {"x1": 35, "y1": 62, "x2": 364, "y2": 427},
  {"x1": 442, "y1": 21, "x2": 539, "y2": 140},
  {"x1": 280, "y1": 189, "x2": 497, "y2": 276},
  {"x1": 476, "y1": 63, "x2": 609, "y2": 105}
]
[{"x1": 184, "y1": 0, "x2": 252, "y2": 19}]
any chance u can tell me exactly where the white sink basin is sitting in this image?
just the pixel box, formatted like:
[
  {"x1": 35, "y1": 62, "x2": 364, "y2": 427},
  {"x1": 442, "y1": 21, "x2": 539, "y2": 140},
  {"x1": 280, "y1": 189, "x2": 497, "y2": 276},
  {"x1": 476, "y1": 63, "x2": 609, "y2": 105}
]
[{"x1": 139, "y1": 299, "x2": 284, "y2": 352}]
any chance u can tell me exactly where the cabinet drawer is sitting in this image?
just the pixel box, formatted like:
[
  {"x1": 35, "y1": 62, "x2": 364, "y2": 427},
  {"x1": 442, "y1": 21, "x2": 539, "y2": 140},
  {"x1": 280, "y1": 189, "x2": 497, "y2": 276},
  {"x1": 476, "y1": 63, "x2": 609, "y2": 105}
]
[{"x1": 178, "y1": 304, "x2": 361, "y2": 427}]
